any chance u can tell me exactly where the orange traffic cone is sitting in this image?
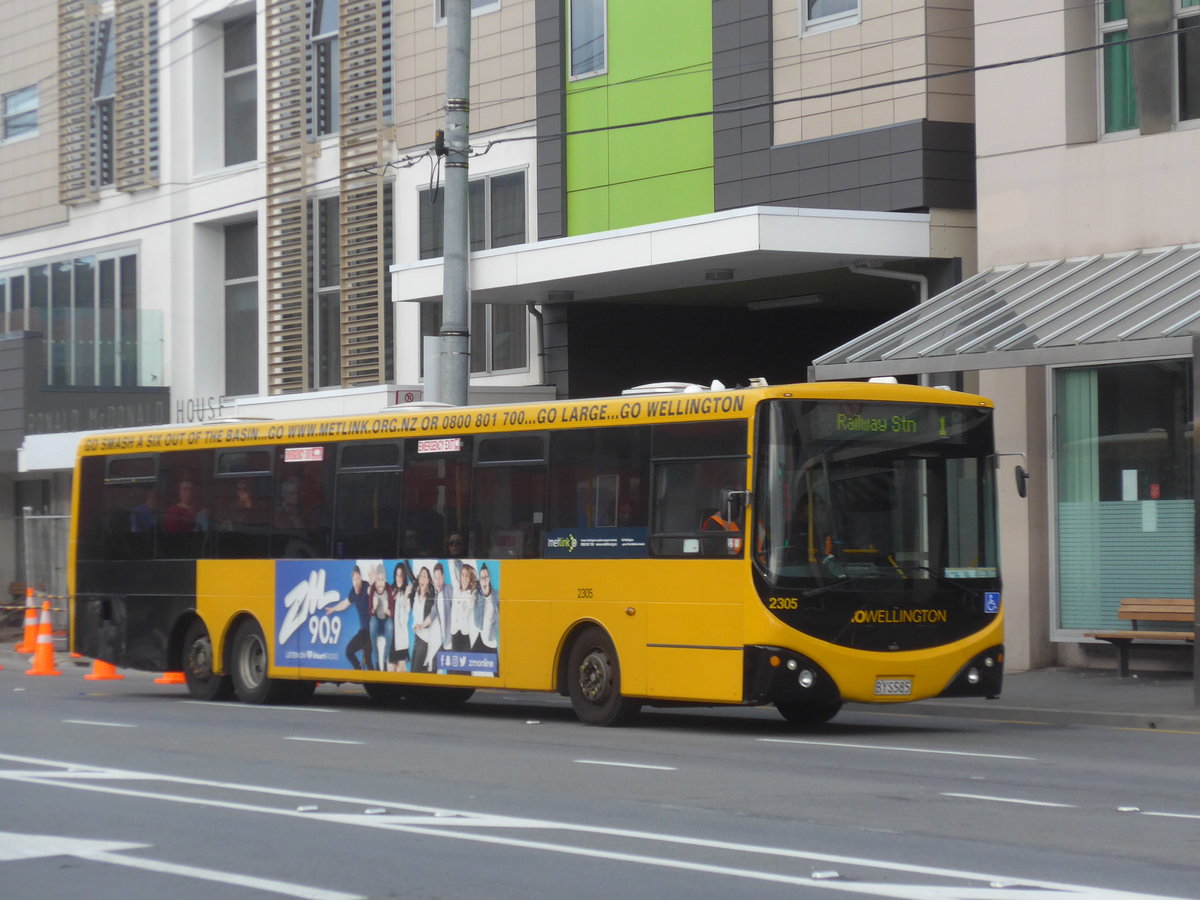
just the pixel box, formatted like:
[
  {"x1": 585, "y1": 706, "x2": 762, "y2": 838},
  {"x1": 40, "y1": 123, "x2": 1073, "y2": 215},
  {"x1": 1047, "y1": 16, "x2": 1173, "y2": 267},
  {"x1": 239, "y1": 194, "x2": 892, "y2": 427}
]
[
  {"x1": 25, "y1": 602, "x2": 61, "y2": 677},
  {"x1": 84, "y1": 659, "x2": 124, "y2": 681},
  {"x1": 155, "y1": 671, "x2": 186, "y2": 685},
  {"x1": 14, "y1": 588, "x2": 37, "y2": 653}
]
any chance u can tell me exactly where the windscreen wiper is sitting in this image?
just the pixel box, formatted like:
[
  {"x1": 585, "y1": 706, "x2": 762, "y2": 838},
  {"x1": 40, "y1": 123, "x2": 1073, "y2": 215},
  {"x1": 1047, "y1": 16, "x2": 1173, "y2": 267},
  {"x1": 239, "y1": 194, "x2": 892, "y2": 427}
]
[
  {"x1": 801, "y1": 572, "x2": 885, "y2": 599},
  {"x1": 895, "y1": 563, "x2": 984, "y2": 598}
]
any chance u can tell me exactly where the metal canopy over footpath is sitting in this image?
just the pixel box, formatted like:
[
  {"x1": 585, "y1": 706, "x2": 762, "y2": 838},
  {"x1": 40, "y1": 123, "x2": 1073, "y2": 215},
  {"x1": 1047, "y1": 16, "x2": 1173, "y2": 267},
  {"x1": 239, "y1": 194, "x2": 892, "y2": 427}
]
[{"x1": 812, "y1": 245, "x2": 1200, "y2": 379}]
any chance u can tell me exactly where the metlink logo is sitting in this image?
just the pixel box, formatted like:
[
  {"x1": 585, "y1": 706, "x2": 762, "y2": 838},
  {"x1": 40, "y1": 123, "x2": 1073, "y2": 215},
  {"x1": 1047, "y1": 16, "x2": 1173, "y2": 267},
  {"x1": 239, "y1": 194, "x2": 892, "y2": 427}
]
[{"x1": 547, "y1": 535, "x2": 578, "y2": 552}]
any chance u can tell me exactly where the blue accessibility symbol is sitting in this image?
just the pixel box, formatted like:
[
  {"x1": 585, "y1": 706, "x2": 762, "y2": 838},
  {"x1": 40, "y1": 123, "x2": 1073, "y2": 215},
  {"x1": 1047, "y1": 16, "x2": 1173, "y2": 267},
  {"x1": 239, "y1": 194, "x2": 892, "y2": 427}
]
[{"x1": 983, "y1": 592, "x2": 1000, "y2": 614}]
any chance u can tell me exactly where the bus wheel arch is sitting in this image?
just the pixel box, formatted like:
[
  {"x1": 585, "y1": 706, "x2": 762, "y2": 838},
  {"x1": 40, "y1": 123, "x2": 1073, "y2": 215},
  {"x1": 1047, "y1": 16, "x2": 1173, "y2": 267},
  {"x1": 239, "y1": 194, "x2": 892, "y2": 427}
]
[
  {"x1": 562, "y1": 623, "x2": 641, "y2": 726},
  {"x1": 181, "y1": 615, "x2": 234, "y2": 701}
]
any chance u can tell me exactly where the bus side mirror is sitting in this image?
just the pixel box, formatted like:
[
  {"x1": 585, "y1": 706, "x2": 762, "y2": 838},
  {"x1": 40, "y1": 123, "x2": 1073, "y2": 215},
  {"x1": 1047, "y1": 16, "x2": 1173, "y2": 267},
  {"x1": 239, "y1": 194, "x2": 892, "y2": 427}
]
[
  {"x1": 1015, "y1": 465, "x2": 1030, "y2": 499},
  {"x1": 722, "y1": 489, "x2": 749, "y2": 523}
]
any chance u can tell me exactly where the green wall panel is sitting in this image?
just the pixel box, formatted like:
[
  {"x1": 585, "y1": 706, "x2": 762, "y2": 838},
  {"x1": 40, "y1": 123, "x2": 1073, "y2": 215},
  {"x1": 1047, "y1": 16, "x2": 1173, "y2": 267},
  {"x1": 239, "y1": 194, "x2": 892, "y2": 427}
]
[{"x1": 566, "y1": 0, "x2": 713, "y2": 235}]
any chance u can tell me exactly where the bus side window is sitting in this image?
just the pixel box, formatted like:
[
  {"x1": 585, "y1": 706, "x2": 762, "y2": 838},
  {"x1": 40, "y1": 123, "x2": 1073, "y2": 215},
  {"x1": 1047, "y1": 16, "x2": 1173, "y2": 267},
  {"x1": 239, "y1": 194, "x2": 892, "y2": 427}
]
[
  {"x1": 403, "y1": 439, "x2": 472, "y2": 558},
  {"x1": 649, "y1": 421, "x2": 747, "y2": 558},
  {"x1": 475, "y1": 434, "x2": 547, "y2": 558},
  {"x1": 548, "y1": 427, "x2": 649, "y2": 545},
  {"x1": 271, "y1": 446, "x2": 332, "y2": 559}
]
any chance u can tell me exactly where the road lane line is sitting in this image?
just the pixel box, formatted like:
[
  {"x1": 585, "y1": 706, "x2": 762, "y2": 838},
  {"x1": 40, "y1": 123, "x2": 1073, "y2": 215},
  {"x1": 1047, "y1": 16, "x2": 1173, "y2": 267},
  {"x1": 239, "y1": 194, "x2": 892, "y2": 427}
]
[
  {"x1": 62, "y1": 720, "x2": 137, "y2": 728},
  {"x1": 0, "y1": 752, "x2": 1185, "y2": 900},
  {"x1": 574, "y1": 760, "x2": 677, "y2": 771},
  {"x1": 758, "y1": 738, "x2": 1034, "y2": 760},
  {"x1": 285, "y1": 737, "x2": 363, "y2": 745},
  {"x1": 942, "y1": 792, "x2": 1075, "y2": 808},
  {"x1": 181, "y1": 701, "x2": 336, "y2": 712}
]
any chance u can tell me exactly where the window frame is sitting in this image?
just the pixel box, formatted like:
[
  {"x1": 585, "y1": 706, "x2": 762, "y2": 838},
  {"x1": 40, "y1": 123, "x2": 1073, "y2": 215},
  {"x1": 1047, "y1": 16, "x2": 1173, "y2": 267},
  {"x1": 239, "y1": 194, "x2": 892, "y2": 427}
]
[
  {"x1": 223, "y1": 15, "x2": 258, "y2": 166},
  {"x1": 568, "y1": 0, "x2": 607, "y2": 81},
  {"x1": 309, "y1": 0, "x2": 339, "y2": 138},
  {"x1": 801, "y1": 0, "x2": 860, "y2": 36},
  {"x1": 2, "y1": 84, "x2": 38, "y2": 142},
  {"x1": 434, "y1": 0, "x2": 500, "y2": 25},
  {"x1": 1100, "y1": 0, "x2": 1200, "y2": 135},
  {"x1": 223, "y1": 220, "x2": 259, "y2": 397}
]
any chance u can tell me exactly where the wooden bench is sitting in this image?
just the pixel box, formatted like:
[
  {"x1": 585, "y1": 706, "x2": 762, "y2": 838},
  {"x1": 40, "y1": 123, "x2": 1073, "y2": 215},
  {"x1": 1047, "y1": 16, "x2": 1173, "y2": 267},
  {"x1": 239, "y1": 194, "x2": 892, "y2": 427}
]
[{"x1": 1084, "y1": 598, "x2": 1195, "y2": 677}]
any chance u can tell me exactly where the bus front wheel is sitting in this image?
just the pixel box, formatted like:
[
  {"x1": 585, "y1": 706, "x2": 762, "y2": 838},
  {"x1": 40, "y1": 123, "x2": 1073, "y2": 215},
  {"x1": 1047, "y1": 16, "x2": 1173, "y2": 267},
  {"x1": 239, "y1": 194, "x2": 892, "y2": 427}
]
[
  {"x1": 776, "y1": 699, "x2": 842, "y2": 726},
  {"x1": 230, "y1": 619, "x2": 290, "y2": 704},
  {"x1": 182, "y1": 619, "x2": 233, "y2": 701},
  {"x1": 567, "y1": 627, "x2": 641, "y2": 726}
]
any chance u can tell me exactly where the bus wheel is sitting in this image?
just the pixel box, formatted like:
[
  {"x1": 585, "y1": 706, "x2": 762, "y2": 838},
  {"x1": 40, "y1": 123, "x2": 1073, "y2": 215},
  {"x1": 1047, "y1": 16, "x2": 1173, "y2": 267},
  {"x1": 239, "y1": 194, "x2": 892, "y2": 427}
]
[
  {"x1": 776, "y1": 699, "x2": 842, "y2": 726},
  {"x1": 230, "y1": 619, "x2": 288, "y2": 704},
  {"x1": 182, "y1": 619, "x2": 234, "y2": 701},
  {"x1": 363, "y1": 683, "x2": 407, "y2": 707},
  {"x1": 567, "y1": 626, "x2": 641, "y2": 726},
  {"x1": 404, "y1": 686, "x2": 474, "y2": 708}
]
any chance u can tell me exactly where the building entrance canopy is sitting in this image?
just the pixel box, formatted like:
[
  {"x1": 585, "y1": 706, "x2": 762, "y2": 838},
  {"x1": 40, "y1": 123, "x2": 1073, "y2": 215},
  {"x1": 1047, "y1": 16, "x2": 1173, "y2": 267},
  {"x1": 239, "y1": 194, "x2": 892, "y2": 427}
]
[
  {"x1": 391, "y1": 206, "x2": 934, "y2": 308},
  {"x1": 812, "y1": 245, "x2": 1200, "y2": 380}
]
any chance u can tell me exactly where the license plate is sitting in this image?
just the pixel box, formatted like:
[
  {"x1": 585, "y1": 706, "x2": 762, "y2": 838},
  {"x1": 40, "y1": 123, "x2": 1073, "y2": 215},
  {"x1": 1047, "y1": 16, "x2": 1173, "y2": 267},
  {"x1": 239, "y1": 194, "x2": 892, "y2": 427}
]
[{"x1": 874, "y1": 677, "x2": 913, "y2": 696}]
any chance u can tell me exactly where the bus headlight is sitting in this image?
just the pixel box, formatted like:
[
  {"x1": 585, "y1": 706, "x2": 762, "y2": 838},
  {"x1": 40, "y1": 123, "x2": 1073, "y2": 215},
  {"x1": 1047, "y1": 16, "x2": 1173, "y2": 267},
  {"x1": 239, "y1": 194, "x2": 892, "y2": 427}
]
[
  {"x1": 966, "y1": 667, "x2": 981, "y2": 685},
  {"x1": 798, "y1": 669, "x2": 816, "y2": 688},
  {"x1": 786, "y1": 659, "x2": 798, "y2": 671}
]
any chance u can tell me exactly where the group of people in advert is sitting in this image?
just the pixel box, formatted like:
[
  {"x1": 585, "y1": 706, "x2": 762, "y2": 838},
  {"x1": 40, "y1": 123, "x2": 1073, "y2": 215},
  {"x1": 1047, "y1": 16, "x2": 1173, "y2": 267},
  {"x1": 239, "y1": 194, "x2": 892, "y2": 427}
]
[{"x1": 277, "y1": 545, "x2": 500, "y2": 677}]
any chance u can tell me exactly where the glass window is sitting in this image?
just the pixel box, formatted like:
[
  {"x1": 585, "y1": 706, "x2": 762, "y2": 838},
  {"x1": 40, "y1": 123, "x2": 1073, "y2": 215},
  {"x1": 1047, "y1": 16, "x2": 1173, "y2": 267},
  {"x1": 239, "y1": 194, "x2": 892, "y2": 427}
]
[
  {"x1": 547, "y1": 427, "x2": 649, "y2": 557},
  {"x1": 225, "y1": 221, "x2": 259, "y2": 396},
  {"x1": 272, "y1": 444, "x2": 332, "y2": 558},
  {"x1": 93, "y1": 18, "x2": 116, "y2": 187},
  {"x1": 333, "y1": 443, "x2": 403, "y2": 559},
  {"x1": 419, "y1": 171, "x2": 529, "y2": 375},
  {"x1": 224, "y1": 17, "x2": 257, "y2": 165},
  {"x1": 651, "y1": 421, "x2": 747, "y2": 558},
  {"x1": 2, "y1": 85, "x2": 38, "y2": 140},
  {"x1": 804, "y1": 0, "x2": 858, "y2": 31},
  {"x1": 309, "y1": 197, "x2": 340, "y2": 387},
  {"x1": 570, "y1": 0, "x2": 606, "y2": 78},
  {"x1": 1101, "y1": 3, "x2": 1200, "y2": 132},
  {"x1": 309, "y1": 0, "x2": 339, "y2": 136},
  {"x1": 1055, "y1": 361, "x2": 1193, "y2": 630},
  {"x1": 403, "y1": 438, "x2": 472, "y2": 557},
  {"x1": 436, "y1": 0, "x2": 500, "y2": 21}
]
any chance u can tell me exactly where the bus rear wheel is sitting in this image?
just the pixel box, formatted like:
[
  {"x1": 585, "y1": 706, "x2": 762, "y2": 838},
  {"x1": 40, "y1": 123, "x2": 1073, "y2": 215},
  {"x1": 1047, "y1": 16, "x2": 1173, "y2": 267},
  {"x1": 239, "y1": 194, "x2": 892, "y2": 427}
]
[
  {"x1": 230, "y1": 619, "x2": 290, "y2": 704},
  {"x1": 776, "y1": 699, "x2": 842, "y2": 726},
  {"x1": 182, "y1": 619, "x2": 234, "y2": 701},
  {"x1": 567, "y1": 626, "x2": 640, "y2": 726}
]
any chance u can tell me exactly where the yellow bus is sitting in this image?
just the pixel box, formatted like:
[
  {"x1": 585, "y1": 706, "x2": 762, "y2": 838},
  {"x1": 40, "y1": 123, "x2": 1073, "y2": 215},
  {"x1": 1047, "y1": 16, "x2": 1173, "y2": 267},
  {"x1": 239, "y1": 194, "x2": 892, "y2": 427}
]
[{"x1": 70, "y1": 380, "x2": 1003, "y2": 726}]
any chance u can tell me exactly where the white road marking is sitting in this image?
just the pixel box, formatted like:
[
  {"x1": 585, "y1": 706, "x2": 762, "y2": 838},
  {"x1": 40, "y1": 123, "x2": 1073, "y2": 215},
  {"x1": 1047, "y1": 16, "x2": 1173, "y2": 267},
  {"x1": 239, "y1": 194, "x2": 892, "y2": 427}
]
[
  {"x1": 181, "y1": 701, "x2": 335, "y2": 712},
  {"x1": 0, "y1": 752, "x2": 1183, "y2": 900},
  {"x1": 1141, "y1": 811, "x2": 1200, "y2": 821},
  {"x1": 62, "y1": 720, "x2": 137, "y2": 728},
  {"x1": 0, "y1": 830, "x2": 360, "y2": 900},
  {"x1": 942, "y1": 793, "x2": 1075, "y2": 808},
  {"x1": 759, "y1": 738, "x2": 1035, "y2": 760},
  {"x1": 574, "y1": 759, "x2": 677, "y2": 771},
  {"x1": 284, "y1": 737, "x2": 363, "y2": 745}
]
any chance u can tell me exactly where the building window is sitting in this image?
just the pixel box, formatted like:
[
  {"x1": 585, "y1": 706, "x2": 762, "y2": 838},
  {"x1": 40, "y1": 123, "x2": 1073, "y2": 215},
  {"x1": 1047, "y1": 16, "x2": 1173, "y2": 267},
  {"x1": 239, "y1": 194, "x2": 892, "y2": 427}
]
[
  {"x1": 2, "y1": 85, "x2": 38, "y2": 141},
  {"x1": 309, "y1": 196, "x2": 341, "y2": 388},
  {"x1": 1055, "y1": 361, "x2": 1193, "y2": 631},
  {"x1": 418, "y1": 170, "x2": 529, "y2": 375},
  {"x1": 435, "y1": 0, "x2": 500, "y2": 22},
  {"x1": 224, "y1": 221, "x2": 259, "y2": 396},
  {"x1": 93, "y1": 18, "x2": 116, "y2": 187},
  {"x1": 1, "y1": 251, "x2": 144, "y2": 387},
  {"x1": 309, "y1": 0, "x2": 339, "y2": 137},
  {"x1": 802, "y1": 0, "x2": 859, "y2": 32},
  {"x1": 224, "y1": 17, "x2": 257, "y2": 165},
  {"x1": 569, "y1": 0, "x2": 606, "y2": 79},
  {"x1": 1102, "y1": 0, "x2": 1200, "y2": 133}
]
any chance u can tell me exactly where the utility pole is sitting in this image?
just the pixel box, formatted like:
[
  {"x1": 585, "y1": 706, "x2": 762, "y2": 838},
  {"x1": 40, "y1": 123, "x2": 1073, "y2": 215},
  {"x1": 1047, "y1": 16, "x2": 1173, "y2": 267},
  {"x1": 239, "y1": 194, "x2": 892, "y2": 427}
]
[{"x1": 439, "y1": 0, "x2": 471, "y2": 406}]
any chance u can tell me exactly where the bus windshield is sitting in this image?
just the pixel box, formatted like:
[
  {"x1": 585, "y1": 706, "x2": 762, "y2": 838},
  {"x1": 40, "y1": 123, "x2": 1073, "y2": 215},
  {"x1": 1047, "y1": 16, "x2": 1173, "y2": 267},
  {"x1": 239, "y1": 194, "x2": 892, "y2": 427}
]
[{"x1": 755, "y1": 398, "x2": 998, "y2": 591}]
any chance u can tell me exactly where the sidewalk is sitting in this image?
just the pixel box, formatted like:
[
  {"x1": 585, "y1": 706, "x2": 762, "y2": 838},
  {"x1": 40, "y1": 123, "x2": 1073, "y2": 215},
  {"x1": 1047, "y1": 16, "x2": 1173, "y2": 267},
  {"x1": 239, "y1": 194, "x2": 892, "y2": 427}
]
[{"x1": 879, "y1": 667, "x2": 1200, "y2": 731}]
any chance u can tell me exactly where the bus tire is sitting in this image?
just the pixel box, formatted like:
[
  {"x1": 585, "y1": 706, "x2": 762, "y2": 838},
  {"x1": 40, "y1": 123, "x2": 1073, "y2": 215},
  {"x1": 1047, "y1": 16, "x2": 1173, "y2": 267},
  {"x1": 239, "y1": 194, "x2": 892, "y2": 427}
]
[
  {"x1": 182, "y1": 619, "x2": 234, "y2": 702},
  {"x1": 776, "y1": 699, "x2": 842, "y2": 726},
  {"x1": 363, "y1": 683, "x2": 407, "y2": 706},
  {"x1": 567, "y1": 626, "x2": 641, "y2": 726},
  {"x1": 403, "y1": 685, "x2": 474, "y2": 709},
  {"x1": 230, "y1": 619, "x2": 289, "y2": 705}
]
